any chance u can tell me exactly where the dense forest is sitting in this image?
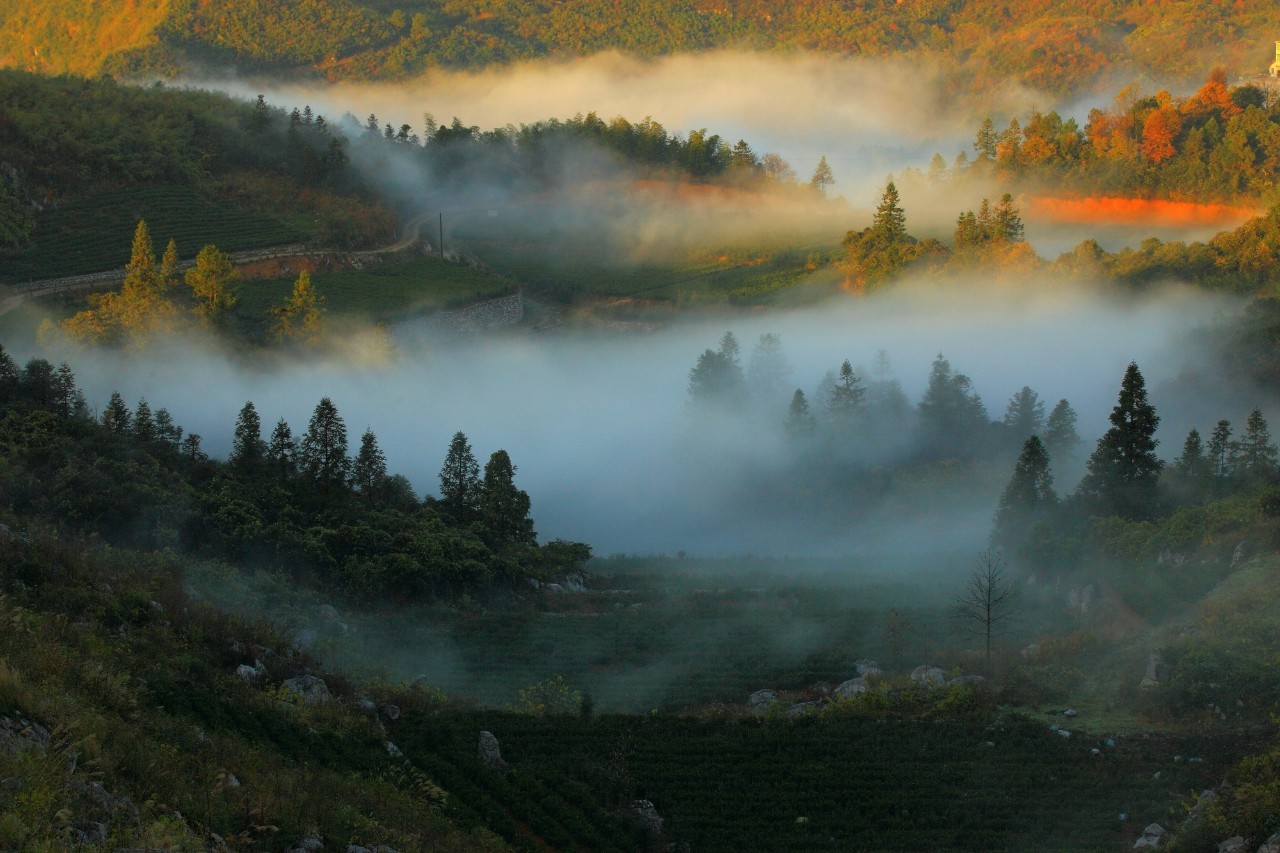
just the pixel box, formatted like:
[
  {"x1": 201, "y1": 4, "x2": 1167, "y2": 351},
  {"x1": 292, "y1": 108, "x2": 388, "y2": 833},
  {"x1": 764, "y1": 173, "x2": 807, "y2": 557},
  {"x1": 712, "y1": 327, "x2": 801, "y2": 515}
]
[{"x1": 4, "y1": 0, "x2": 1280, "y2": 96}]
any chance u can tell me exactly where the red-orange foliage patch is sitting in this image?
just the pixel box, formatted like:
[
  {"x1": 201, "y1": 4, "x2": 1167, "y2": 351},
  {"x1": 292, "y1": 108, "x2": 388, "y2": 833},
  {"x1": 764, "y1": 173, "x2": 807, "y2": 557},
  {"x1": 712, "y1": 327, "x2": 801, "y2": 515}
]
[{"x1": 1028, "y1": 196, "x2": 1258, "y2": 229}]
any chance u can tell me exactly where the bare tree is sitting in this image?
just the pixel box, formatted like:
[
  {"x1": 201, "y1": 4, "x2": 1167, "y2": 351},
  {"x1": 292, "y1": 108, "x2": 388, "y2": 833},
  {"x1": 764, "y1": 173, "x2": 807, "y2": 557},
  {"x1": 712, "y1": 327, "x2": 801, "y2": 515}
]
[{"x1": 953, "y1": 550, "x2": 1016, "y2": 676}]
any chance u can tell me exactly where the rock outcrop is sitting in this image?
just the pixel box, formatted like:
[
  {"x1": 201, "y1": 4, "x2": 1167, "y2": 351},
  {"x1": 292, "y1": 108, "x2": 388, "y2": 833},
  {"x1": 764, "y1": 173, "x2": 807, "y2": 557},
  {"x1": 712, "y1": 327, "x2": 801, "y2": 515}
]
[{"x1": 478, "y1": 730, "x2": 508, "y2": 773}]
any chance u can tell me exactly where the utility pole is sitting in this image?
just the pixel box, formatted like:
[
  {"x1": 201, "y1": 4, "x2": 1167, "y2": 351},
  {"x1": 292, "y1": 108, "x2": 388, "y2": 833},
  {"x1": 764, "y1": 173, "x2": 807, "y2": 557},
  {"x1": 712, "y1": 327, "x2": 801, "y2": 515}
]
[{"x1": 438, "y1": 212, "x2": 444, "y2": 260}]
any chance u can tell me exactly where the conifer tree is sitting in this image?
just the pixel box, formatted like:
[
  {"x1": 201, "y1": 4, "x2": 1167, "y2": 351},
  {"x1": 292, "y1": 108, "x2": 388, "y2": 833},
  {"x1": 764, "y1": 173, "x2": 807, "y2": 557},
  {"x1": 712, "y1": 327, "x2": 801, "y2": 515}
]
[
  {"x1": 353, "y1": 428, "x2": 389, "y2": 497},
  {"x1": 747, "y1": 333, "x2": 792, "y2": 411},
  {"x1": 827, "y1": 360, "x2": 866, "y2": 424},
  {"x1": 181, "y1": 433, "x2": 207, "y2": 461},
  {"x1": 159, "y1": 239, "x2": 180, "y2": 291},
  {"x1": 439, "y1": 431, "x2": 481, "y2": 521},
  {"x1": 299, "y1": 397, "x2": 349, "y2": 486},
  {"x1": 1043, "y1": 399, "x2": 1081, "y2": 462},
  {"x1": 230, "y1": 402, "x2": 266, "y2": 470},
  {"x1": 1207, "y1": 420, "x2": 1234, "y2": 478},
  {"x1": 102, "y1": 392, "x2": 131, "y2": 433},
  {"x1": 479, "y1": 449, "x2": 535, "y2": 548},
  {"x1": 786, "y1": 389, "x2": 816, "y2": 438},
  {"x1": 1003, "y1": 386, "x2": 1045, "y2": 440},
  {"x1": 992, "y1": 435, "x2": 1056, "y2": 551},
  {"x1": 809, "y1": 156, "x2": 835, "y2": 193},
  {"x1": 0, "y1": 344, "x2": 17, "y2": 399},
  {"x1": 186, "y1": 245, "x2": 239, "y2": 324},
  {"x1": 1078, "y1": 362, "x2": 1162, "y2": 517},
  {"x1": 155, "y1": 409, "x2": 182, "y2": 447},
  {"x1": 1235, "y1": 409, "x2": 1278, "y2": 479},
  {"x1": 271, "y1": 270, "x2": 325, "y2": 342},
  {"x1": 133, "y1": 398, "x2": 156, "y2": 441},
  {"x1": 51, "y1": 363, "x2": 77, "y2": 418},
  {"x1": 872, "y1": 181, "x2": 907, "y2": 243},
  {"x1": 268, "y1": 418, "x2": 296, "y2": 479}
]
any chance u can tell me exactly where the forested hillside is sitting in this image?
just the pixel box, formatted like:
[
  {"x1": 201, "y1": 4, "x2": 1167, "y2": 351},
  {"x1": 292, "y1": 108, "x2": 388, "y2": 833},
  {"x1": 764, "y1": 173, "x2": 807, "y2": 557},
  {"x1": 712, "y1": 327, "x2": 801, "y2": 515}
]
[{"x1": 3, "y1": 0, "x2": 1278, "y2": 95}]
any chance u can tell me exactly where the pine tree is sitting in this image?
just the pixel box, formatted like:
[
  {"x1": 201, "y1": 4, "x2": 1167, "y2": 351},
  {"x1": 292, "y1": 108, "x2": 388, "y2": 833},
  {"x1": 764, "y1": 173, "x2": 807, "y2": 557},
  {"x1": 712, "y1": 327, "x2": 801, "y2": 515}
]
[
  {"x1": 439, "y1": 431, "x2": 481, "y2": 521},
  {"x1": 827, "y1": 360, "x2": 866, "y2": 425},
  {"x1": 353, "y1": 428, "x2": 389, "y2": 497},
  {"x1": 133, "y1": 398, "x2": 156, "y2": 441},
  {"x1": 1043, "y1": 400, "x2": 1081, "y2": 462},
  {"x1": 786, "y1": 389, "x2": 816, "y2": 438},
  {"x1": 1235, "y1": 409, "x2": 1278, "y2": 479},
  {"x1": 230, "y1": 402, "x2": 266, "y2": 470},
  {"x1": 50, "y1": 363, "x2": 77, "y2": 418},
  {"x1": 974, "y1": 118, "x2": 998, "y2": 162},
  {"x1": 992, "y1": 435, "x2": 1056, "y2": 552},
  {"x1": 159, "y1": 239, "x2": 180, "y2": 291},
  {"x1": 102, "y1": 392, "x2": 131, "y2": 433},
  {"x1": 1078, "y1": 362, "x2": 1163, "y2": 517},
  {"x1": 809, "y1": 156, "x2": 835, "y2": 193},
  {"x1": 186, "y1": 245, "x2": 239, "y2": 324},
  {"x1": 123, "y1": 219, "x2": 160, "y2": 298},
  {"x1": 872, "y1": 181, "x2": 907, "y2": 243},
  {"x1": 918, "y1": 354, "x2": 988, "y2": 458},
  {"x1": 479, "y1": 449, "x2": 536, "y2": 549},
  {"x1": 0, "y1": 344, "x2": 17, "y2": 399},
  {"x1": 1207, "y1": 420, "x2": 1233, "y2": 478},
  {"x1": 1003, "y1": 386, "x2": 1045, "y2": 441},
  {"x1": 992, "y1": 193, "x2": 1024, "y2": 242},
  {"x1": 155, "y1": 409, "x2": 182, "y2": 447},
  {"x1": 249, "y1": 94, "x2": 271, "y2": 133},
  {"x1": 299, "y1": 397, "x2": 350, "y2": 486},
  {"x1": 268, "y1": 418, "x2": 296, "y2": 479},
  {"x1": 687, "y1": 332, "x2": 747, "y2": 410},
  {"x1": 181, "y1": 433, "x2": 207, "y2": 462},
  {"x1": 1169, "y1": 426, "x2": 1210, "y2": 500},
  {"x1": 747, "y1": 333, "x2": 792, "y2": 411},
  {"x1": 270, "y1": 270, "x2": 325, "y2": 342}
]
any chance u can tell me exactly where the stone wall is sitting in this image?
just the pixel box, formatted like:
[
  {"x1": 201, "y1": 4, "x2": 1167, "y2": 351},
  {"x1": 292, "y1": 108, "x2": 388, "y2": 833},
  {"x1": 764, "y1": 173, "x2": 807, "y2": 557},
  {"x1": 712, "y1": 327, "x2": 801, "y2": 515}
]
[{"x1": 417, "y1": 292, "x2": 524, "y2": 334}]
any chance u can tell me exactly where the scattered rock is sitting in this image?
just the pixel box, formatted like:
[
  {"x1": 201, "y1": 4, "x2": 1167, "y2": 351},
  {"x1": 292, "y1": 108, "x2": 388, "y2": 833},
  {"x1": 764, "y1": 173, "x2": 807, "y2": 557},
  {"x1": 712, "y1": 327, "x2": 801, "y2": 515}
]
[
  {"x1": 1133, "y1": 822, "x2": 1168, "y2": 849},
  {"x1": 385, "y1": 741, "x2": 403, "y2": 758},
  {"x1": 1140, "y1": 651, "x2": 1165, "y2": 689},
  {"x1": 291, "y1": 832, "x2": 325, "y2": 851},
  {"x1": 1231, "y1": 541, "x2": 1250, "y2": 568},
  {"x1": 630, "y1": 799, "x2": 664, "y2": 836},
  {"x1": 64, "y1": 820, "x2": 107, "y2": 846},
  {"x1": 1057, "y1": 730, "x2": 1072, "y2": 739},
  {"x1": 0, "y1": 712, "x2": 50, "y2": 752},
  {"x1": 280, "y1": 675, "x2": 332, "y2": 706},
  {"x1": 544, "y1": 583, "x2": 566, "y2": 594},
  {"x1": 834, "y1": 678, "x2": 868, "y2": 699},
  {"x1": 315, "y1": 604, "x2": 341, "y2": 623},
  {"x1": 524, "y1": 577, "x2": 543, "y2": 591},
  {"x1": 786, "y1": 701, "x2": 822, "y2": 717},
  {"x1": 748, "y1": 689, "x2": 779, "y2": 710},
  {"x1": 70, "y1": 778, "x2": 140, "y2": 824},
  {"x1": 378, "y1": 702, "x2": 401, "y2": 721},
  {"x1": 1258, "y1": 830, "x2": 1280, "y2": 853},
  {"x1": 478, "y1": 730, "x2": 508, "y2": 773},
  {"x1": 1021, "y1": 643, "x2": 1041, "y2": 660},
  {"x1": 223, "y1": 772, "x2": 241, "y2": 789},
  {"x1": 563, "y1": 572, "x2": 588, "y2": 593},
  {"x1": 355, "y1": 697, "x2": 377, "y2": 715},
  {"x1": 1216, "y1": 837, "x2": 1246, "y2": 853},
  {"x1": 1063, "y1": 708, "x2": 1078, "y2": 718},
  {"x1": 1091, "y1": 748, "x2": 1101, "y2": 756},
  {"x1": 910, "y1": 665, "x2": 946, "y2": 687},
  {"x1": 855, "y1": 659, "x2": 882, "y2": 679},
  {"x1": 236, "y1": 663, "x2": 263, "y2": 683}
]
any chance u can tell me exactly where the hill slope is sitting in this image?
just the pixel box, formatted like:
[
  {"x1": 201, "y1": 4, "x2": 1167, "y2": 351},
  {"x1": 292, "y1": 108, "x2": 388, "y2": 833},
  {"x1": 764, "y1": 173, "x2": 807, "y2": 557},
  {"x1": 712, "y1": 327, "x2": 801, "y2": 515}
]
[{"x1": 3, "y1": 0, "x2": 1280, "y2": 95}]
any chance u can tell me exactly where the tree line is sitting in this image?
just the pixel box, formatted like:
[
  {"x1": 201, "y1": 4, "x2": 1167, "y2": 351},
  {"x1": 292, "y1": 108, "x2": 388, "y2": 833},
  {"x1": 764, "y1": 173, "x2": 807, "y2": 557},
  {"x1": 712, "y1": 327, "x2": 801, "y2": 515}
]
[{"x1": 0, "y1": 345, "x2": 589, "y2": 599}]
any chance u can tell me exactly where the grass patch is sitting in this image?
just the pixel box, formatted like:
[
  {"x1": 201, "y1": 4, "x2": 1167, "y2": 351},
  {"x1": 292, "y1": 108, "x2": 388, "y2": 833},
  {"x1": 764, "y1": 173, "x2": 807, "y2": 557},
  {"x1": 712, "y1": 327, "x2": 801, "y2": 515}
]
[{"x1": 231, "y1": 255, "x2": 516, "y2": 331}]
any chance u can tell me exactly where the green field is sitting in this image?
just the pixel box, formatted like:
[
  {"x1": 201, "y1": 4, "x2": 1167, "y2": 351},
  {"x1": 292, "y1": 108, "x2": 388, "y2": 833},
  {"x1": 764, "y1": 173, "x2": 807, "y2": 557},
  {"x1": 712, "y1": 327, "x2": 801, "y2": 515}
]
[
  {"x1": 0, "y1": 185, "x2": 303, "y2": 283},
  {"x1": 231, "y1": 254, "x2": 517, "y2": 331}
]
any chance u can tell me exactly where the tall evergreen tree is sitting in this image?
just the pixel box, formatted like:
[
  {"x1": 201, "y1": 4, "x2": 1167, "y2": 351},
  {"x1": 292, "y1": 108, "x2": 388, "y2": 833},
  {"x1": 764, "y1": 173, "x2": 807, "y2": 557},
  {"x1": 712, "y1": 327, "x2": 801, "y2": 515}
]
[
  {"x1": 688, "y1": 332, "x2": 747, "y2": 410},
  {"x1": 1207, "y1": 420, "x2": 1234, "y2": 478},
  {"x1": 133, "y1": 398, "x2": 156, "y2": 441},
  {"x1": 1003, "y1": 386, "x2": 1045, "y2": 441},
  {"x1": 918, "y1": 354, "x2": 988, "y2": 458},
  {"x1": 1043, "y1": 399, "x2": 1081, "y2": 462},
  {"x1": 271, "y1": 270, "x2": 325, "y2": 342},
  {"x1": 268, "y1": 418, "x2": 296, "y2": 479},
  {"x1": 230, "y1": 401, "x2": 266, "y2": 470},
  {"x1": 872, "y1": 181, "x2": 907, "y2": 243},
  {"x1": 186, "y1": 245, "x2": 239, "y2": 324},
  {"x1": 992, "y1": 435, "x2": 1056, "y2": 552},
  {"x1": 1235, "y1": 409, "x2": 1278, "y2": 479},
  {"x1": 50, "y1": 363, "x2": 78, "y2": 418},
  {"x1": 159, "y1": 239, "x2": 180, "y2": 291},
  {"x1": 1078, "y1": 362, "x2": 1162, "y2": 517},
  {"x1": 827, "y1": 359, "x2": 866, "y2": 425},
  {"x1": 353, "y1": 428, "x2": 389, "y2": 497},
  {"x1": 479, "y1": 449, "x2": 536, "y2": 549},
  {"x1": 299, "y1": 397, "x2": 349, "y2": 486},
  {"x1": 809, "y1": 155, "x2": 835, "y2": 193},
  {"x1": 155, "y1": 409, "x2": 182, "y2": 447},
  {"x1": 1169, "y1": 426, "x2": 1210, "y2": 501},
  {"x1": 439, "y1": 431, "x2": 481, "y2": 521},
  {"x1": 102, "y1": 392, "x2": 131, "y2": 433},
  {"x1": 786, "y1": 389, "x2": 816, "y2": 438},
  {"x1": 747, "y1": 333, "x2": 792, "y2": 411},
  {"x1": 992, "y1": 193, "x2": 1024, "y2": 242},
  {"x1": 0, "y1": 344, "x2": 17, "y2": 399}
]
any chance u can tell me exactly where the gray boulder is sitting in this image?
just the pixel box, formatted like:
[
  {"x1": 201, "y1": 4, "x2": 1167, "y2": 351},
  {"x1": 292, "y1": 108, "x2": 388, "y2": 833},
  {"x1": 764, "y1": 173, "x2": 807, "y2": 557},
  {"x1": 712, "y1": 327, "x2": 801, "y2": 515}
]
[
  {"x1": 748, "y1": 689, "x2": 779, "y2": 710},
  {"x1": 855, "y1": 659, "x2": 882, "y2": 679},
  {"x1": 834, "y1": 678, "x2": 868, "y2": 699},
  {"x1": 281, "y1": 675, "x2": 332, "y2": 706},
  {"x1": 911, "y1": 665, "x2": 946, "y2": 687},
  {"x1": 378, "y1": 702, "x2": 401, "y2": 721},
  {"x1": 1021, "y1": 643, "x2": 1041, "y2": 660},
  {"x1": 1134, "y1": 823, "x2": 1168, "y2": 849},
  {"x1": 479, "y1": 730, "x2": 508, "y2": 773},
  {"x1": 1217, "y1": 838, "x2": 1247, "y2": 853},
  {"x1": 1257, "y1": 830, "x2": 1280, "y2": 853},
  {"x1": 236, "y1": 661, "x2": 267, "y2": 683},
  {"x1": 563, "y1": 573, "x2": 588, "y2": 593},
  {"x1": 1231, "y1": 541, "x2": 1250, "y2": 568},
  {"x1": 0, "y1": 712, "x2": 50, "y2": 752},
  {"x1": 1140, "y1": 651, "x2": 1165, "y2": 689},
  {"x1": 385, "y1": 741, "x2": 403, "y2": 758},
  {"x1": 630, "y1": 799, "x2": 664, "y2": 836}
]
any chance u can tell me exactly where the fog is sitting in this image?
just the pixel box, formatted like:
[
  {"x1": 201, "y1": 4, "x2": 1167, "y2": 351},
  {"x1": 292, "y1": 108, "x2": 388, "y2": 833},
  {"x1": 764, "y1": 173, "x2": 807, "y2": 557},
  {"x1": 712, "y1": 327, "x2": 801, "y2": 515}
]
[
  {"x1": 202, "y1": 50, "x2": 1046, "y2": 201},
  {"x1": 34, "y1": 278, "x2": 1250, "y2": 558}
]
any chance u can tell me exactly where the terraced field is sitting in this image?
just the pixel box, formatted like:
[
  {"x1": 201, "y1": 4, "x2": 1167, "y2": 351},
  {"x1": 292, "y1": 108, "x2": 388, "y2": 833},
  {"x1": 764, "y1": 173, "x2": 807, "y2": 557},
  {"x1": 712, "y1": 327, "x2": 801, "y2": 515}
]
[
  {"x1": 400, "y1": 710, "x2": 1240, "y2": 852},
  {"x1": 0, "y1": 185, "x2": 303, "y2": 282}
]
